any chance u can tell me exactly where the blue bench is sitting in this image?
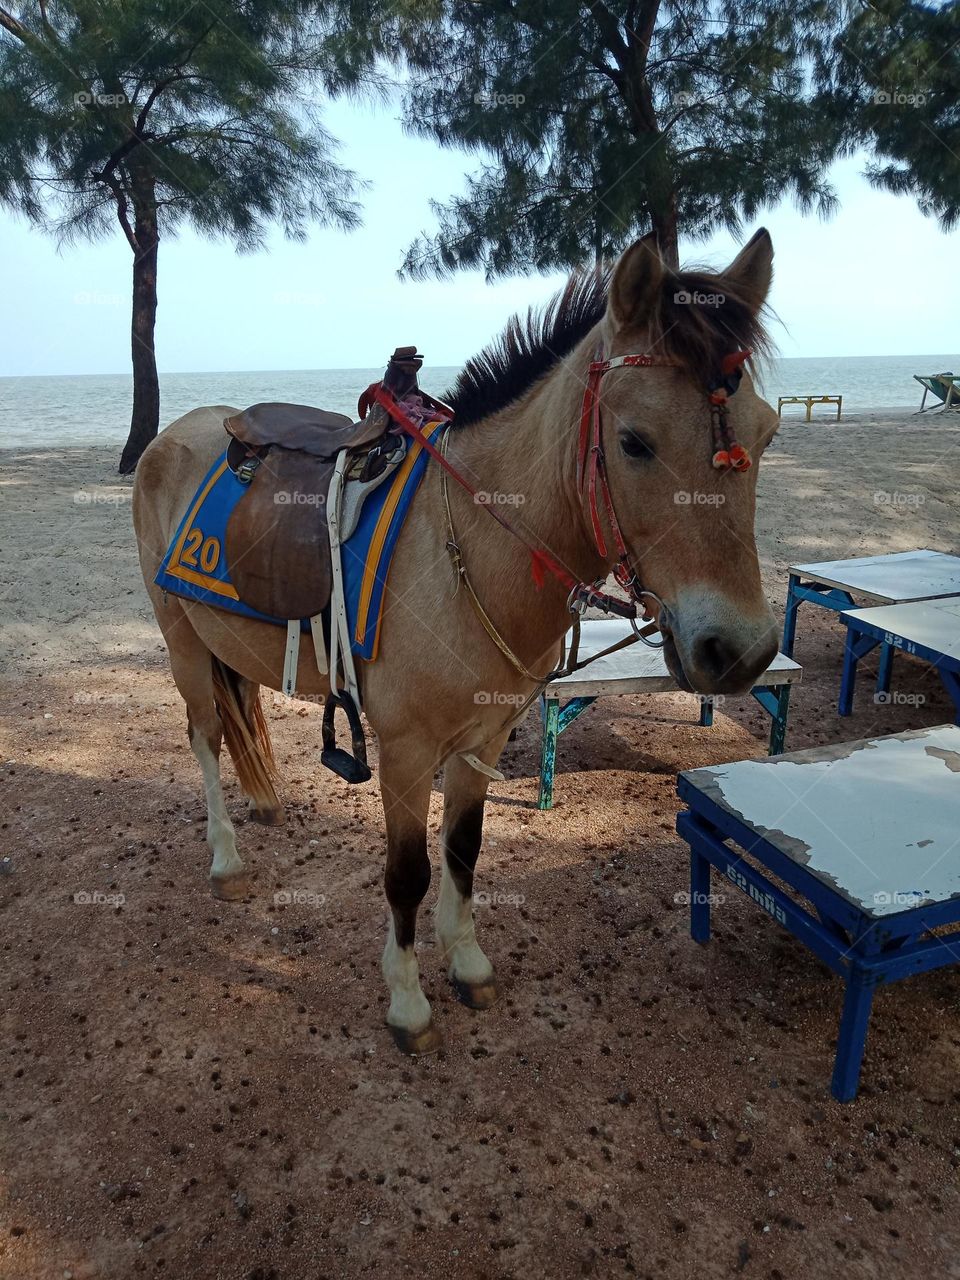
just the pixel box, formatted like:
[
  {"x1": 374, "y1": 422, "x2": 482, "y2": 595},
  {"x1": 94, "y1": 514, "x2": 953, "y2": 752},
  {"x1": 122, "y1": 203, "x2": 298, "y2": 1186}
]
[
  {"x1": 839, "y1": 597, "x2": 960, "y2": 723},
  {"x1": 783, "y1": 550, "x2": 960, "y2": 700},
  {"x1": 538, "y1": 620, "x2": 801, "y2": 809},
  {"x1": 677, "y1": 725, "x2": 960, "y2": 1101}
]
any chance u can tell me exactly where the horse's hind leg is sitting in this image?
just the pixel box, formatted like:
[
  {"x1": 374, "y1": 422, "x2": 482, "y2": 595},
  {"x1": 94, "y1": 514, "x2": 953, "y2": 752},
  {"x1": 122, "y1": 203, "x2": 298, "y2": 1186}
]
[
  {"x1": 379, "y1": 737, "x2": 441, "y2": 1054},
  {"x1": 158, "y1": 603, "x2": 248, "y2": 900},
  {"x1": 435, "y1": 752, "x2": 500, "y2": 1009}
]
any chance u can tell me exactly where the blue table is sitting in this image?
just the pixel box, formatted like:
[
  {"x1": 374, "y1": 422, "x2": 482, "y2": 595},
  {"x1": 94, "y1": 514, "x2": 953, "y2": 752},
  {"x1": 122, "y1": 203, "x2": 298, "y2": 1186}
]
[
  {"x1": 538, "y1": 620, "x2": 802, "y2": 809},
  {"x1": 839, "y1": 598, "x2": 960, "y2": 722},
  {"x1": 783, "y1": 550, "x2": 960, "y2": 698},
  {"x1": 677, "y1": 724, "x2": 960, "y2": 1101}
]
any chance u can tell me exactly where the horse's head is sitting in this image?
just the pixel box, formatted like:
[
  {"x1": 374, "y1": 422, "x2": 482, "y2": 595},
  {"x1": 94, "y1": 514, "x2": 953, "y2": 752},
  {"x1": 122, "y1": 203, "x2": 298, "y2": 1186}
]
[{"x1": 594, "y1": 230, "x2": 779, "y2": 694}]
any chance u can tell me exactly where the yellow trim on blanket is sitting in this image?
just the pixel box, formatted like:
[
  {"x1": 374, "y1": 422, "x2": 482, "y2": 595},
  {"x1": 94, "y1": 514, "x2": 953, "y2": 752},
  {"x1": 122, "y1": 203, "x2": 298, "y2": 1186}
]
[
  {"x1": 164, "y1": 563, "x2": 240, "y2": 600},
  {"x1": 354, "y1": 428, "x2": 434, "y2": 650},
  {"x1": 164, "y1": 458, "x2": 240, "y2": 600}
]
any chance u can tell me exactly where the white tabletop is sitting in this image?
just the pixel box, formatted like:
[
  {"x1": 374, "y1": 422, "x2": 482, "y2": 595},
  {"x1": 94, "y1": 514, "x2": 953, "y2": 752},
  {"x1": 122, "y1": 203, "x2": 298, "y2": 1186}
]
[
  {"x1": 682, "y1": 724, "x2": 960, "y2": 917},
  {"x1": 546, "y1": 619, "x2": 801, "y2": 698},
  {"x1": 843, "y1": 597, "x2": 960, "y2": 664},
  {"x1": 789, "y1": 549, "x2": 960, "y2": 604}
]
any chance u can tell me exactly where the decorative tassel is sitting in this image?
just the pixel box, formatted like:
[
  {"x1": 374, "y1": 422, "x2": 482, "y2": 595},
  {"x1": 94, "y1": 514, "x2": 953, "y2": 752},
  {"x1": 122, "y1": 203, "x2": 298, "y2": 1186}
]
[
  {"x1": 729, "y1": 443, "x2": 752, "y2": 471},
  {"x1": 710, "y1": 394, "x2": 733, "y2": 471}
]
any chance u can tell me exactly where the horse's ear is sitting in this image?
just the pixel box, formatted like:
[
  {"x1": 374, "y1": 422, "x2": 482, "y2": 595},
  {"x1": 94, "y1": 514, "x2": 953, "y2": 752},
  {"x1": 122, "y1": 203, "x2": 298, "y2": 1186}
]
[
  {"x1": 723, "y1": 228, "x2": 773, "y2": 312},
  {"x1": 606, "y1": 233, "x2": 664, "y2": 331}
]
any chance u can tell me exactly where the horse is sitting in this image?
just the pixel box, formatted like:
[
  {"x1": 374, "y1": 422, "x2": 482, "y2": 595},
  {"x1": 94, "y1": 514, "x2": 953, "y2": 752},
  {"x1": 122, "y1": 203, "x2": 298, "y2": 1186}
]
[{"x1": 132, "y1": 229, "x2": 780, "y2": 1054}]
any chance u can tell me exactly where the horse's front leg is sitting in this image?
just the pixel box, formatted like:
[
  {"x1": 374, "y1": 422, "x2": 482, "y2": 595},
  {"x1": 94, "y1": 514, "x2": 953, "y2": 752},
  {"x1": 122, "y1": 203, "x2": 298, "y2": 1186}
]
[
  {"x1": 435, "y1": 751, "x2": 502, "y2": 1010},
  {"x1": 379, "y1": 738, "x2": 442, "y2": 1055}
]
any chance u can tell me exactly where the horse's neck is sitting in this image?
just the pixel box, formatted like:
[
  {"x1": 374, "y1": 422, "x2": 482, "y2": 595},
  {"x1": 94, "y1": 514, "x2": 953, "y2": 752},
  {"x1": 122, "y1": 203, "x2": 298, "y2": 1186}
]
[{"x1": 441, "y1": 334, "x2": 607, "y2": 666}]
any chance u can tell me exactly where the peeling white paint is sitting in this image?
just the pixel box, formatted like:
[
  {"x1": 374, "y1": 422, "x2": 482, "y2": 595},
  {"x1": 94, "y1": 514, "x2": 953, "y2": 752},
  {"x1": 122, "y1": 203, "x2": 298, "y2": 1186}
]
[{"x1": 688, "y1": 725, "x2": 960, "y2": 916}]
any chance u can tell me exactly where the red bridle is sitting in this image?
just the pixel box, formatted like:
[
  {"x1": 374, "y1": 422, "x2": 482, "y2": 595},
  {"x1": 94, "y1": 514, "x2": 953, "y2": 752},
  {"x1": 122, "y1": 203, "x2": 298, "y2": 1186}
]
[
  {"x1": 575, "y1": 346, "x2": 753, "y2": 607},
  {"x1": 361, "y1": 345, "x2": 753, "y2": 623}
]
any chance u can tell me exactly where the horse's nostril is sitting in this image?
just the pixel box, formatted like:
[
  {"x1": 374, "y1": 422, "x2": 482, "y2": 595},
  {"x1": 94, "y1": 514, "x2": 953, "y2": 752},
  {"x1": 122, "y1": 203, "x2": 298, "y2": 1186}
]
[
  {"x1": 692, "y1": 632, "x2": 739, "y2": 684},
  {"x1": 689, "y1": 627, "x2": 778, "y2": 692}
]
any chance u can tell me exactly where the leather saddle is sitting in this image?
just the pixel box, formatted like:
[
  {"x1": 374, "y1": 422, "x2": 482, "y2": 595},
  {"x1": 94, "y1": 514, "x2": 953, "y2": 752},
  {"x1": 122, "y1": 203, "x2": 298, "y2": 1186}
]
[{"x1": 223, "y1": 347, "x2": 424, "y2": 621}]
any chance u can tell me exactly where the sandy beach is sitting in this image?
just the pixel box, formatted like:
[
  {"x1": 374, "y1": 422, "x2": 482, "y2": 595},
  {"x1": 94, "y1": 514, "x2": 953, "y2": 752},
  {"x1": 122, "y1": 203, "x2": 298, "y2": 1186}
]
[{"x1": 2, "y1": 407, "x2": 960, "y2": 1279}]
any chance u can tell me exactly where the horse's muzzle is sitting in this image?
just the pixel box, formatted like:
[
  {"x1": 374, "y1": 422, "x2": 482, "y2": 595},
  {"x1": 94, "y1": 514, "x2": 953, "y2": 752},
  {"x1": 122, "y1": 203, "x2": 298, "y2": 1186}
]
[{"x1": 664, "y1": 590, "x2": 778, "y2": 696}]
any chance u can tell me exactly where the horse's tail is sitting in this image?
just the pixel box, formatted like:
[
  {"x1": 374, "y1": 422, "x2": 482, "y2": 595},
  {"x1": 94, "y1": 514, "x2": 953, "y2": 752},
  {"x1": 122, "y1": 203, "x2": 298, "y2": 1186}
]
[{"x1": 211, "y1": 658, "x2": 281, "y2": 815}]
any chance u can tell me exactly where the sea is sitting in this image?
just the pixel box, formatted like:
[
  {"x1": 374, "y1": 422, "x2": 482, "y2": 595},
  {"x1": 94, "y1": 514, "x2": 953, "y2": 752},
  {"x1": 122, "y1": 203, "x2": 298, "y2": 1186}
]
[{"x1": 1, "y1": 354, "x2": 957, "y2": 450}]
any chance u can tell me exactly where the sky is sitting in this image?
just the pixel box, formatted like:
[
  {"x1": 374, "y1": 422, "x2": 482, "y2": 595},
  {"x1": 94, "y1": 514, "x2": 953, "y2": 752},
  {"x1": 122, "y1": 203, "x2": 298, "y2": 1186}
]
[{"x1": 0, "y1": 92, "x2": 957, "y2": 379}]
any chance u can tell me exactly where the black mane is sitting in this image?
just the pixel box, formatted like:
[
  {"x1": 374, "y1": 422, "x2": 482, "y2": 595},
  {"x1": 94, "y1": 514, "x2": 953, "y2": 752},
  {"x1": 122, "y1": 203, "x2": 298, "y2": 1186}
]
[
  {"x1": 444, "y1": 259, "x2": 772, "y2": 427},
  {"x1": 446, "y1": 268, "x2": 609, "y2": 427}
]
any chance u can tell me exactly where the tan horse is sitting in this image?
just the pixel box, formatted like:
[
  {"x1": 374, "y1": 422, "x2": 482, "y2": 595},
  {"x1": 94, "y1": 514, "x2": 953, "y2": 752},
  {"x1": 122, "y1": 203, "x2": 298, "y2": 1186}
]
[{"x1": 133, "y1": 230, "x2": 780, "y2": 1053}]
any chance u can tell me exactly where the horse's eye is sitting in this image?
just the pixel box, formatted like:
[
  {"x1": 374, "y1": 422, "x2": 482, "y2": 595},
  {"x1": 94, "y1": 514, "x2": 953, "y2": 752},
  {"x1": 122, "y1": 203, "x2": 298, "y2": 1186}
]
[{"x1": 619, "y1": 432, "x2": 655, "y2": 461}]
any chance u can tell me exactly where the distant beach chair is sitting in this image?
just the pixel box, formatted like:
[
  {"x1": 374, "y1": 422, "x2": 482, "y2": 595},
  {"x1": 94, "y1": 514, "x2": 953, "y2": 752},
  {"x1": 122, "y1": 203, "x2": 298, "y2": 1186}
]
[{"x1": 914, "y1": 372, "x2": 960, "y2": 412}]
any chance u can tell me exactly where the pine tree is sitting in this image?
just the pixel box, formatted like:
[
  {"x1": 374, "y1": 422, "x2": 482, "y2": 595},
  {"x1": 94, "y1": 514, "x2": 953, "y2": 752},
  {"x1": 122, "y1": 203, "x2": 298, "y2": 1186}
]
[
  {"x1": 0, "y1": 1, "x2": 381, "y2": 471},
  {"x1": 399, "y1": 0, "x2": 845, "y2": 277},
  {"x1": 829, "y1": 0, "x2": 960, "y2": 230}
]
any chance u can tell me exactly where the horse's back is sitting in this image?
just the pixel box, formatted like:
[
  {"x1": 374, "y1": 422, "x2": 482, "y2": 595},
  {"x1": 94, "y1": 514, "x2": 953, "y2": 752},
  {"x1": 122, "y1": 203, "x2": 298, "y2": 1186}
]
[{"x1": 133, "y1": 406, "x2": 238, "y2": 550}]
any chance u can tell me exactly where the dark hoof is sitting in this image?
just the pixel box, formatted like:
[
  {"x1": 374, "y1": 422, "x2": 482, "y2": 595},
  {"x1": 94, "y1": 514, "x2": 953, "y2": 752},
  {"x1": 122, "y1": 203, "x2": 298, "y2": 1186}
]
[
  {"x1": 388, "y1": 1021, "x2": 443, "y2": 1056},
  {"x1": 451, "y1": 977, "x2": 499, "y2": 1010},
  {"x1": 210, "y1": 873, "x2": 250, "y2": 902},
  {"x1": 248, "y1": 806, "x2": 284, "y2": 827}
]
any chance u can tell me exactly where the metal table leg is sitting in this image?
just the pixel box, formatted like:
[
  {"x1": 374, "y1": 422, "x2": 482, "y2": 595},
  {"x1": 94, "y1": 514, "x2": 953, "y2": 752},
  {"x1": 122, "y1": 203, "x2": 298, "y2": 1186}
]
[
  {"x1": 750, "y1": 684, "x2": 792, "y2": 754},
  {"x1": 876, "y1": 641, "x2": 895, "y2": 698},
  {"x1": 538, "y1": 697, "x2": 561, "y2": 810},
  {"x1": 839, "y1": 629, "x2": 881, "y2": 716},
  {"x1": 537, "y1": 695, "x2": 597, "y2": 810},
  {"x1": 782, "y1": 574, "x2": 801, "y2": 656},
  {"x1": 831, "y1": 966, "x2": 876, "y2": 1102},
  {"x1": 690, "y1": 847, "x2": 712, "y2": 943}
]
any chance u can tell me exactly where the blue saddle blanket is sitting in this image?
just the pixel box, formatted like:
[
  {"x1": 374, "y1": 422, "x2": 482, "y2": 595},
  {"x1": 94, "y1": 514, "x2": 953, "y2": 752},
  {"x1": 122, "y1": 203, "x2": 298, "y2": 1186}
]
[{"x1": 154, "y1": 421, "x2": 444, "y2": 661}]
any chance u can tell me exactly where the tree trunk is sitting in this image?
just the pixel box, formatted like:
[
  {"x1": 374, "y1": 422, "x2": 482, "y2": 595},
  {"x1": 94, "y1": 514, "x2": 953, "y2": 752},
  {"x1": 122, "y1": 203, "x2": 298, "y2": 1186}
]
[
  {"x1": 118, "y1": 196, "x2": 160, "y2": 474},
  {"x1": 651, "y1": 193, "x2": 679, "y2": 269}
]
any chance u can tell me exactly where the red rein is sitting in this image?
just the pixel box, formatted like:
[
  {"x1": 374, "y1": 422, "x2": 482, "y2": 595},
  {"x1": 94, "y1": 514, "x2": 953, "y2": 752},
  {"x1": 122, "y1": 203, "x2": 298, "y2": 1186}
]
[{"x1": 363, "y1": 384, "x2": 583, "y2": 601}]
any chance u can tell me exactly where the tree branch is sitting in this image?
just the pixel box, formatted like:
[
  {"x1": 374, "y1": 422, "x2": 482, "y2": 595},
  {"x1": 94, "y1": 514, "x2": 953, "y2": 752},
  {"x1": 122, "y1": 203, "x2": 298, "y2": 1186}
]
[
  {"x1": 588, "y1": 0, "x2": 629, "y2": 66},
  {"x1": 0, "y1": 5, "x2": 31, "y2": 41},
  {"x1": 96, "y1": 169, "x2": 139, "y2": 252}
]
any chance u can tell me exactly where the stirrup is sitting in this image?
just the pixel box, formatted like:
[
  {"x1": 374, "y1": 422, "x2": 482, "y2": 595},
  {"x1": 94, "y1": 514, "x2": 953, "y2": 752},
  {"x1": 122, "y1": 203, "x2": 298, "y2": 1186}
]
[{"x1": 320, "y1": 691, "x2": 371, "y2": 784}]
